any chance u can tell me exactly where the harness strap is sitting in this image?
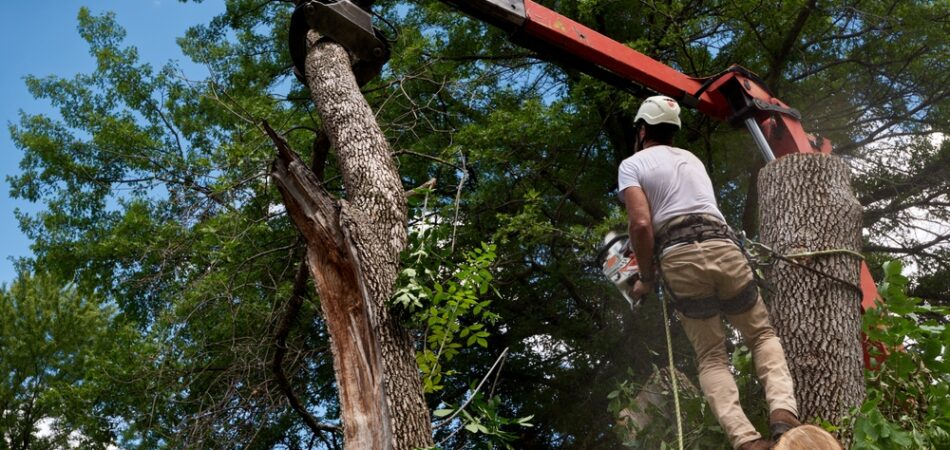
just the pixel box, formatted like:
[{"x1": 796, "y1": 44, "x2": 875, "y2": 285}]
[
  {"x1": 655, "y1": 214, "x2": 759, "y2": 318},
  {"x1": 655, "y1": 214, "x2": 738, "y2": 253},
  {"x1": 661, "y1": 279, "x2": 759, "y2": 319}
]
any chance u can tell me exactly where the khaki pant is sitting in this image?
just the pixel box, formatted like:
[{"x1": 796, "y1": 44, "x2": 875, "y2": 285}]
[{"x1": 660, "y1": 239, "x2": 798, "y2": 449}]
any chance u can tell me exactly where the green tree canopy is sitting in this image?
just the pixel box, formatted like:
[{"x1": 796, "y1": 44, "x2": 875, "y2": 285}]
[
  {"x1": 0, "y1": 273, "x2": 131, "y2": 449},
  {"x1": 8, "y1": 1, "x2": 948, "y2": 448}
]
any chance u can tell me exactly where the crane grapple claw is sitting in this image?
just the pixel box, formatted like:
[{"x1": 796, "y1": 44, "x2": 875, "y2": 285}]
[{"x1": 289, "y1": 0, "x2": 391, "y2": 87}]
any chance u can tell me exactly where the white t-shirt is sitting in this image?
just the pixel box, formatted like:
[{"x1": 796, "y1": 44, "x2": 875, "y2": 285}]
[{"x1": 617, "y1": 145, "x2": 725, "y2": 229}]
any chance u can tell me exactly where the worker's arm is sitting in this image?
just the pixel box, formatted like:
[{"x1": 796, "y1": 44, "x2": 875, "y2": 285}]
[{"x1": 623, "y1": 186, "x2": 657, "y2": 298}]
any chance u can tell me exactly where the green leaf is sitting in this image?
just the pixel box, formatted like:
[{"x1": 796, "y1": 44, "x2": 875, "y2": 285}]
[{"x1": 883, "y1": 260, "x2": 903, "y2": 278}]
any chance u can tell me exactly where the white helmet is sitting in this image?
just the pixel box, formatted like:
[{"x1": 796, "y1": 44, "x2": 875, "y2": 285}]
[{"x1": 634, "y1": 95, "x2": 681, "y2": 128}]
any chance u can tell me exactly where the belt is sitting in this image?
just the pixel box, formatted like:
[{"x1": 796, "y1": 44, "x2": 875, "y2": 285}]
[{"x1": 654, "y1": 214, "x2": 738, "y2": 254}]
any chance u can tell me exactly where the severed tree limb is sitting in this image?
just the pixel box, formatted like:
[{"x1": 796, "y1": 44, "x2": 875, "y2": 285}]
[
  {"x1": 271, "y1": 129, "x2": 336, "y2": 437},
  {"x1": 272, "y1": 257, "x2": 342, "y2": 436},
  {"x1": 773, "y1": 425, "x2": 844, "y2": 449},
  {"x1": 616, "y1": 367, "x2": 699, "y2": 442},
  {"x1": 266, "y1": 122, "x2": 391, "y2": 449}
]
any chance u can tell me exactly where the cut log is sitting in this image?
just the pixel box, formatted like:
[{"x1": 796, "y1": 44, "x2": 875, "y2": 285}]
[
  {"x1": 758, "y1": 153, "x2": 865, "y2": 444},
  {"x1": 772, "y1": 425, "x2": 844, "y2": 450}
]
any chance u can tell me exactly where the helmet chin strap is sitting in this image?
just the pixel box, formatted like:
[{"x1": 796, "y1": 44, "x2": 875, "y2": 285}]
[{"x1": 633, "y1": 122, "x2": 645, "y2": 154}]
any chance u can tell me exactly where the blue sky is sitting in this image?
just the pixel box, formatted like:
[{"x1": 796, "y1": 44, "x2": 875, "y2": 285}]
[{"x1": 0, "y1": 1, "x2": 222, "y2": 284}]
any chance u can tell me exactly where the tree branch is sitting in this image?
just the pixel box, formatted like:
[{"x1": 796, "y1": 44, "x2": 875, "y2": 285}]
[
  {"x1": 864, "y1": 233, "x2": 950, "y2": 255},
  {"x1": 765, "y1": 0, "x2": 818, "y2": 88},
  {"x1": 266, "y1": 119, "x2": 391, "y2": 449}
]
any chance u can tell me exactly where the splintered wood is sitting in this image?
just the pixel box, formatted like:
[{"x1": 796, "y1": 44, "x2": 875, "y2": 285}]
[{"x1": 269, "y1": 28, "x2": 433, "y2": 449}]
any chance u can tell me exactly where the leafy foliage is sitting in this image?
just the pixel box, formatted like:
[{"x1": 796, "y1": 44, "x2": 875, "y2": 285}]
[
  {"x1": 0, "y1": 273, "x2": 133, "y2": 449},
  {"x1": 395, "y1": 228, "x2": 500, "y2": 393},
  {"x1": 607, "y1": 367, "x2": 727, "y2": 450},
  {"x1": 6, "y1": 0, "x2": 949, "y2": 448},
  {"x1": 606, "y1": 343, "x2": 769, "y2": 449},
  {"x1": 393, "y1": 221, "x2": 537, "y2": 446},
  {"x1": 433, "y1": 390, "x2": 535, "y2": 450},
  {"x1": 848, "y1": 261, "x2": 950, "y2": 449}
]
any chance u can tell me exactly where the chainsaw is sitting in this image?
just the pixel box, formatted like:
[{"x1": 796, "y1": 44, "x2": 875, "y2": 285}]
[{"x1": 598, "y1": 231, "x2": 642, "y2": 309}]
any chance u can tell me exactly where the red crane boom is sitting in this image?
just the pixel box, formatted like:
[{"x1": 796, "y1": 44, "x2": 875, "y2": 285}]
[{"x1": 439, "y1": 0, "x2": 878, "y2": 313}]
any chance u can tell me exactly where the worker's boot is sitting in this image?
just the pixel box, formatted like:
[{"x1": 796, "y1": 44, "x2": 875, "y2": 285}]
[
  {"x1": 769, "y1": 409, "x2": 802, "y2": 441},
  {"x1": 737, "y1": 438, "x2": 771, "y2": 450}
]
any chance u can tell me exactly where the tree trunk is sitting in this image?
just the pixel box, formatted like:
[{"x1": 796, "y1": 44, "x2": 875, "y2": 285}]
[
  {"x1": 270, "y1": 30, "x2": 433, "y2": 449},
  {"x1": 269, "y1": 127, "x2": 390, "y2": 449},
  {"x1": 758, "y1": 153, "x2": 865, "y2": 443}
]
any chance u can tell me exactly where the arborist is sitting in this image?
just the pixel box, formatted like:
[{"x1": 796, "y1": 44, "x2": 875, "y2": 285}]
[{"x1": 618, "y1": 96, "x2": 802, "y2": 450}]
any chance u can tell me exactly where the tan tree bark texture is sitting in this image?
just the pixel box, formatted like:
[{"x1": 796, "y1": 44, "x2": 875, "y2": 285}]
[
  {"x1": 758, "y1": 153, "x2": 865, "y2": 443},
  {"x1": 300, "y1": 31, "x2": 433, "y2": 449},
  {"x1": 772, "y1": 425, "x2": 844, "y2": 450}
]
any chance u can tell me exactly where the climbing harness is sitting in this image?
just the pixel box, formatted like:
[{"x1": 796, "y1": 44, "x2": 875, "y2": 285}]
[
  {"x1": 654, "y1": 214, "x2": 759, "y2": 319},
  {"x1": 654, "y1": 213, "x2": 739, "y2": 253}
]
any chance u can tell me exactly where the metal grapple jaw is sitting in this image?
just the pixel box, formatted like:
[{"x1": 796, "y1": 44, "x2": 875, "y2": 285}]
[{"x1": 289, "y1": 0, "x2": 391, "y2": 86}]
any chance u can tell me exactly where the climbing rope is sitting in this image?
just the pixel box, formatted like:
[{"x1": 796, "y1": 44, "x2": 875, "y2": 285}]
[
  {"x1": 658, "y1": 287, "x2": 685, "y2": 450},
  {"x1": 740, "y1": 235, "x2": 865, "y2": 296}
]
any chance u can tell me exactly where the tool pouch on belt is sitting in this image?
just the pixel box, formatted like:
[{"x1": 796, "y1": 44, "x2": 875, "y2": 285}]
[{"x1": 655, "y1": 214, "x2": 758, "y2": 319}]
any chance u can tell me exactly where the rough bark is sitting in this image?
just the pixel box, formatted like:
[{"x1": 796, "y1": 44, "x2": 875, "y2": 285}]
[
  {"x1": 274, "y1": 30, "x2": 433, "y2": 449},
  {"x1": 758, "y1": 154, "x2": 865, "y2": 443}
]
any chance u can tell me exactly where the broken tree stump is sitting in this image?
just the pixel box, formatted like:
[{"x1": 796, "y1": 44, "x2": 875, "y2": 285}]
[
  {"x1": 300, "y1": 33, "x2": 434, "y2": 450},
  {"x1": 267, "y1": 26, "x2": 434, "y2": 449}
]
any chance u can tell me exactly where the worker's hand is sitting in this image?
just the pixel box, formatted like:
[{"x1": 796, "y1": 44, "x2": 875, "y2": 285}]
[
  {"x1": 621, "y1": 239, "x2": 634, "y2": 256},
  {"x1": 630, "y1": 278, "x2": 655, "y2": 301}
]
